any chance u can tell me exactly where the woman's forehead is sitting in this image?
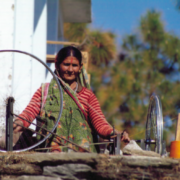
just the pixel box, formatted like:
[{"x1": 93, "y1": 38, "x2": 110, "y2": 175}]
[{"x1": 63, "y1": 56, "x2": 79, "y2": 63}]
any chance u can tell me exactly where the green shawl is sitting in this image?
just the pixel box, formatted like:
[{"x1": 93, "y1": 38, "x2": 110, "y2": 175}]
[{"x1": 37, "y1": 67, "x2": 96, "y2": 152}]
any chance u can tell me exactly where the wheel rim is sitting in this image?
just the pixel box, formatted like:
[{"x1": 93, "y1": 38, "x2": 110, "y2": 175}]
[
  {"x1": 145, "y1": 94, "x2": 163, "y2": 155},
  {"x1": 0, "y1": 49, "x2": 63, "y2": 152}
]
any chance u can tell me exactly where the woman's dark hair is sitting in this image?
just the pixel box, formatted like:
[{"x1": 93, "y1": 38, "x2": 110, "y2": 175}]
[{"x1": 56, "y1": 46, "x2": 82, "y2": 66}]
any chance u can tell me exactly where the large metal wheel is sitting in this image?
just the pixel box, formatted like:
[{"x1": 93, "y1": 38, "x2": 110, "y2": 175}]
[
  {"x1": 145, "y1": 94, "x2": 163, "y2": 155},
  {"x1": 0, "y1": 50, "x2": 63, "y2": 152}
]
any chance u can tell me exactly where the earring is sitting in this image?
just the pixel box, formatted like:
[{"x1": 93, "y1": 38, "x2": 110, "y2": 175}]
[{"x1": 79, "y1": 70, "x2": 81, "y2": 73}]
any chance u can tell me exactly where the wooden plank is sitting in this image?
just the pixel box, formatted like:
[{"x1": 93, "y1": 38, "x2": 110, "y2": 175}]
[
  {"x1": 175, "y1": 113, "x2": 180, "y2": 141},
  {"x1": 81, "y1": 51, "x2": 89, "y2": 71},
  {"x1": 88, "y1": 74, "x2": 91, "y2": 84},
  {"x1": 46, "y1": 54, "x2": 56, "y2": 63},
  {"x1": 47, "y1": 40, "x2": 80, "y2": 46}
]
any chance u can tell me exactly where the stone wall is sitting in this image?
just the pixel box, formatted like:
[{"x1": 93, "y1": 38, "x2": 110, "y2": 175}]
[{"x1": 0, "y1": 152, "x2": 180, "y2": 180}]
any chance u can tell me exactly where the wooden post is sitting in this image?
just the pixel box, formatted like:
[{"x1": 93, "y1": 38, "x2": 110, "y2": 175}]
[
  {"x1": 6, "y1": 97, "x2": 14, "y2": 151},
  {"x1": 175, "y1": 114, "x2": 180, "y2": 141},
  {"x1": 170, "y1": 113, "x2": 180, "y2": 158},
  {"x1": 81, "y1": 51, "x2": 89, "y2": 70},
  {"x1": 115, "y1": 134, "x2": 121, "y2": 155},
  {"x1": 81, "y1": 51, "x2": 91, "y2": 84}
]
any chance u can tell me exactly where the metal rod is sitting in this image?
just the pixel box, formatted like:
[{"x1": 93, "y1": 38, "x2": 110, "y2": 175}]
[
  {"x1": 145, "y1": 139, "x2": 156, "y2": 144},
  {"x1": 113, "y1": 125, "x2": 115, "y2": 155},
  {"x1": 13, "y1": 121, "x2": 78, "y2": 152},
  {"x1": 136, "y1": 139, "x2": 156, "y2": 144},
  {"x1": 13, "y1": 113, "x2": 89, "y2": 152},
  {"x1": 89, "y1": 142, "x2": 113, "y2": 145},
  {"x1": 34, "y1": 145, "x2": 71, "y2": 151},
  {"x1": 6, "y1": 97, "x2": 14, "y2": 151},
  {"x1": 115, "y1": 134, "x2": 121, "y2": 155}
]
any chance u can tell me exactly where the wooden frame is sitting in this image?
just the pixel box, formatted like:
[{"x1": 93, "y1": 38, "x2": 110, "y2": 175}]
[{"x1": 47, "y1": 40, "x2": 80, "y2": 46}]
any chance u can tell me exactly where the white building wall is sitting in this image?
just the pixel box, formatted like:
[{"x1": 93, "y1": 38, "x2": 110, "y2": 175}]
[
  {"x1": 0, "y1": 0, "x2": 47, "y2": 131},
  {"x1": 13, "y1": 0, "x2": 47, "y2": 109},
  {"x1": 0, "y1": 0, "x2": 15, "y2": 128},
  {"x1": 32, "y1": 1, "x2": 47, "y2": 92},
  {"x1": 13, "y1": 0, "x2": 34, "y2": 114},
  {"x1": 13, "y1": 0, "x2": 47, "y2": 130},
  {"x1": 0, "y1": 0, "x2": 91, "y2": 136}
]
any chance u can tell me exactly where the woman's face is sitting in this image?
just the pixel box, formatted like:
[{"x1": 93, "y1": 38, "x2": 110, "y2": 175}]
[{"x1": 58, "y1": 56, "x2": 82, "y2": 82}]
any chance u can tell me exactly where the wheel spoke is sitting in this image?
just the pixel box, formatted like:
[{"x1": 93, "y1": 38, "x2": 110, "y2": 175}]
[{"x1": 145, "y1": 94, "x2": 164, "y2": 155}]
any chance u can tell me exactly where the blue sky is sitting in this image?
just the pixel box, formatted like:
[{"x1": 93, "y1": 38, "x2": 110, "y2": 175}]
[{"x1": 91, "y1": 0, "x2": 180, "y2": 46}]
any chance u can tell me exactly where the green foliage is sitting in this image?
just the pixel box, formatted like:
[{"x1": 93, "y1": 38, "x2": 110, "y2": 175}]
[
  {"x1": 174, "y1": 0, "x2": 180, "y2": 10},
  {"x1": 64, "y1": 23, "x2": 88, "y2": 42},
  {"x1": 64, "y1": 23, "x2": 116, "y2": 67},
  {"x1": 64, "y1": 11, "x2": 180, "y2": 146},
  {"x1": 141, "y1": 10, "x2": 165, "y2": 47},
  {"x1": 91, "y1": 11, "x2": 180, "y2": 144},
  {"x1": 89, "y1": 31, "x2": 116, "y2": 66}
]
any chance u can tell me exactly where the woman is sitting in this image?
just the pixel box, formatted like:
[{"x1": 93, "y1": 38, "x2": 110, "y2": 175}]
[{"x1": 13, "y1": 46, "x2": 130, "y2": 152}]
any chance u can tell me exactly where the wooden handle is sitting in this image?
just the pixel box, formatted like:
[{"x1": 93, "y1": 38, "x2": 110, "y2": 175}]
[
  {"x1": 47, "y1": 40, "x2": 80, "y2": 46},
  {"x1": 175, "y1": 114, "x2": 180, "y2": 141}
]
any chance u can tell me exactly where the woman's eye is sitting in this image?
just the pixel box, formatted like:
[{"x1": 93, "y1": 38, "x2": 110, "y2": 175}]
[
  {"x1": 72, "y1": 64, "x2": 78, "y2": 67},
  {"x1": 64, "y1": 63, "x2": 70, "y2": 66}
]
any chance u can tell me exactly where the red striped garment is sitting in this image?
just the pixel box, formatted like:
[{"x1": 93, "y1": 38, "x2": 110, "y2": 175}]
[{"x1": 17, "y1": 87, "x2": 113, "y2": 138}]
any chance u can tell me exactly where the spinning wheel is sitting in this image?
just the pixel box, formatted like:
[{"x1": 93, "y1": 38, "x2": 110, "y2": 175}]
[
  {"x1": 145, "y1": 94, "x2": 164, "y2": 155},
  {"x1": 0, "y1": 50, "x2": 63, "y2": 152},
  {"x1": 0, "y1": 52, "x2": 166, "y2": 154}
]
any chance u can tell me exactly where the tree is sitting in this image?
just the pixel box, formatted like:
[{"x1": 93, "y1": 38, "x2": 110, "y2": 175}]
[
  {"x1": 64, "y1": 11, "x2": 180, "y2": 146},
  {"x1": 88, "y1": 31, "x2": 116, "y2": 66},
  {"x1": 174, "y1": 0, "x2": 180, "y2": 10},
  {"x1": 94, "y1": 10, "x2": 180, "y2": 143},
  {"x1": 64, "y1": 23, "x2": 88, "y2": 43},
  {"x1": 64, "y1": 23, "x2": 116, "y2": 66}
]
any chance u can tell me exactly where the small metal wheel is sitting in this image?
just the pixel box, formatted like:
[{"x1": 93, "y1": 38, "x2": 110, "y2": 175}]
[
  {"x1": 145, "y1": 94, "x2": 164, "y2": 155},
  {"x1": 0, "y1": 50, "x2": 63, "y2": 152}
]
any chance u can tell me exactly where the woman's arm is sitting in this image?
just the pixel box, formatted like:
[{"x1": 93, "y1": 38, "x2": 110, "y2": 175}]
[
  {"x1": 13, "y1": 87, "x2": 42, "y2": 130},
  {"x1": 88, "y1": 92, "x2": 113, "y2": 138},
  {"x1": 88, "y1": 94, "x2": 130, "y2": 142}
]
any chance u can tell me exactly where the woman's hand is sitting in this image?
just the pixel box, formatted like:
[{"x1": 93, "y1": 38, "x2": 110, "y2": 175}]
[
  {"x1": 115, "y1": 130, "x2": 130, "y2": 144},
  {"x1": 121, "y1": 130, "x2": 130, "y2": 144},
  {"x1": 13, "y1": 120, "x2": 24, "y2": 133},
  {"x1": 0, "y1": 120, "x2": 23, "y2": 149}
]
